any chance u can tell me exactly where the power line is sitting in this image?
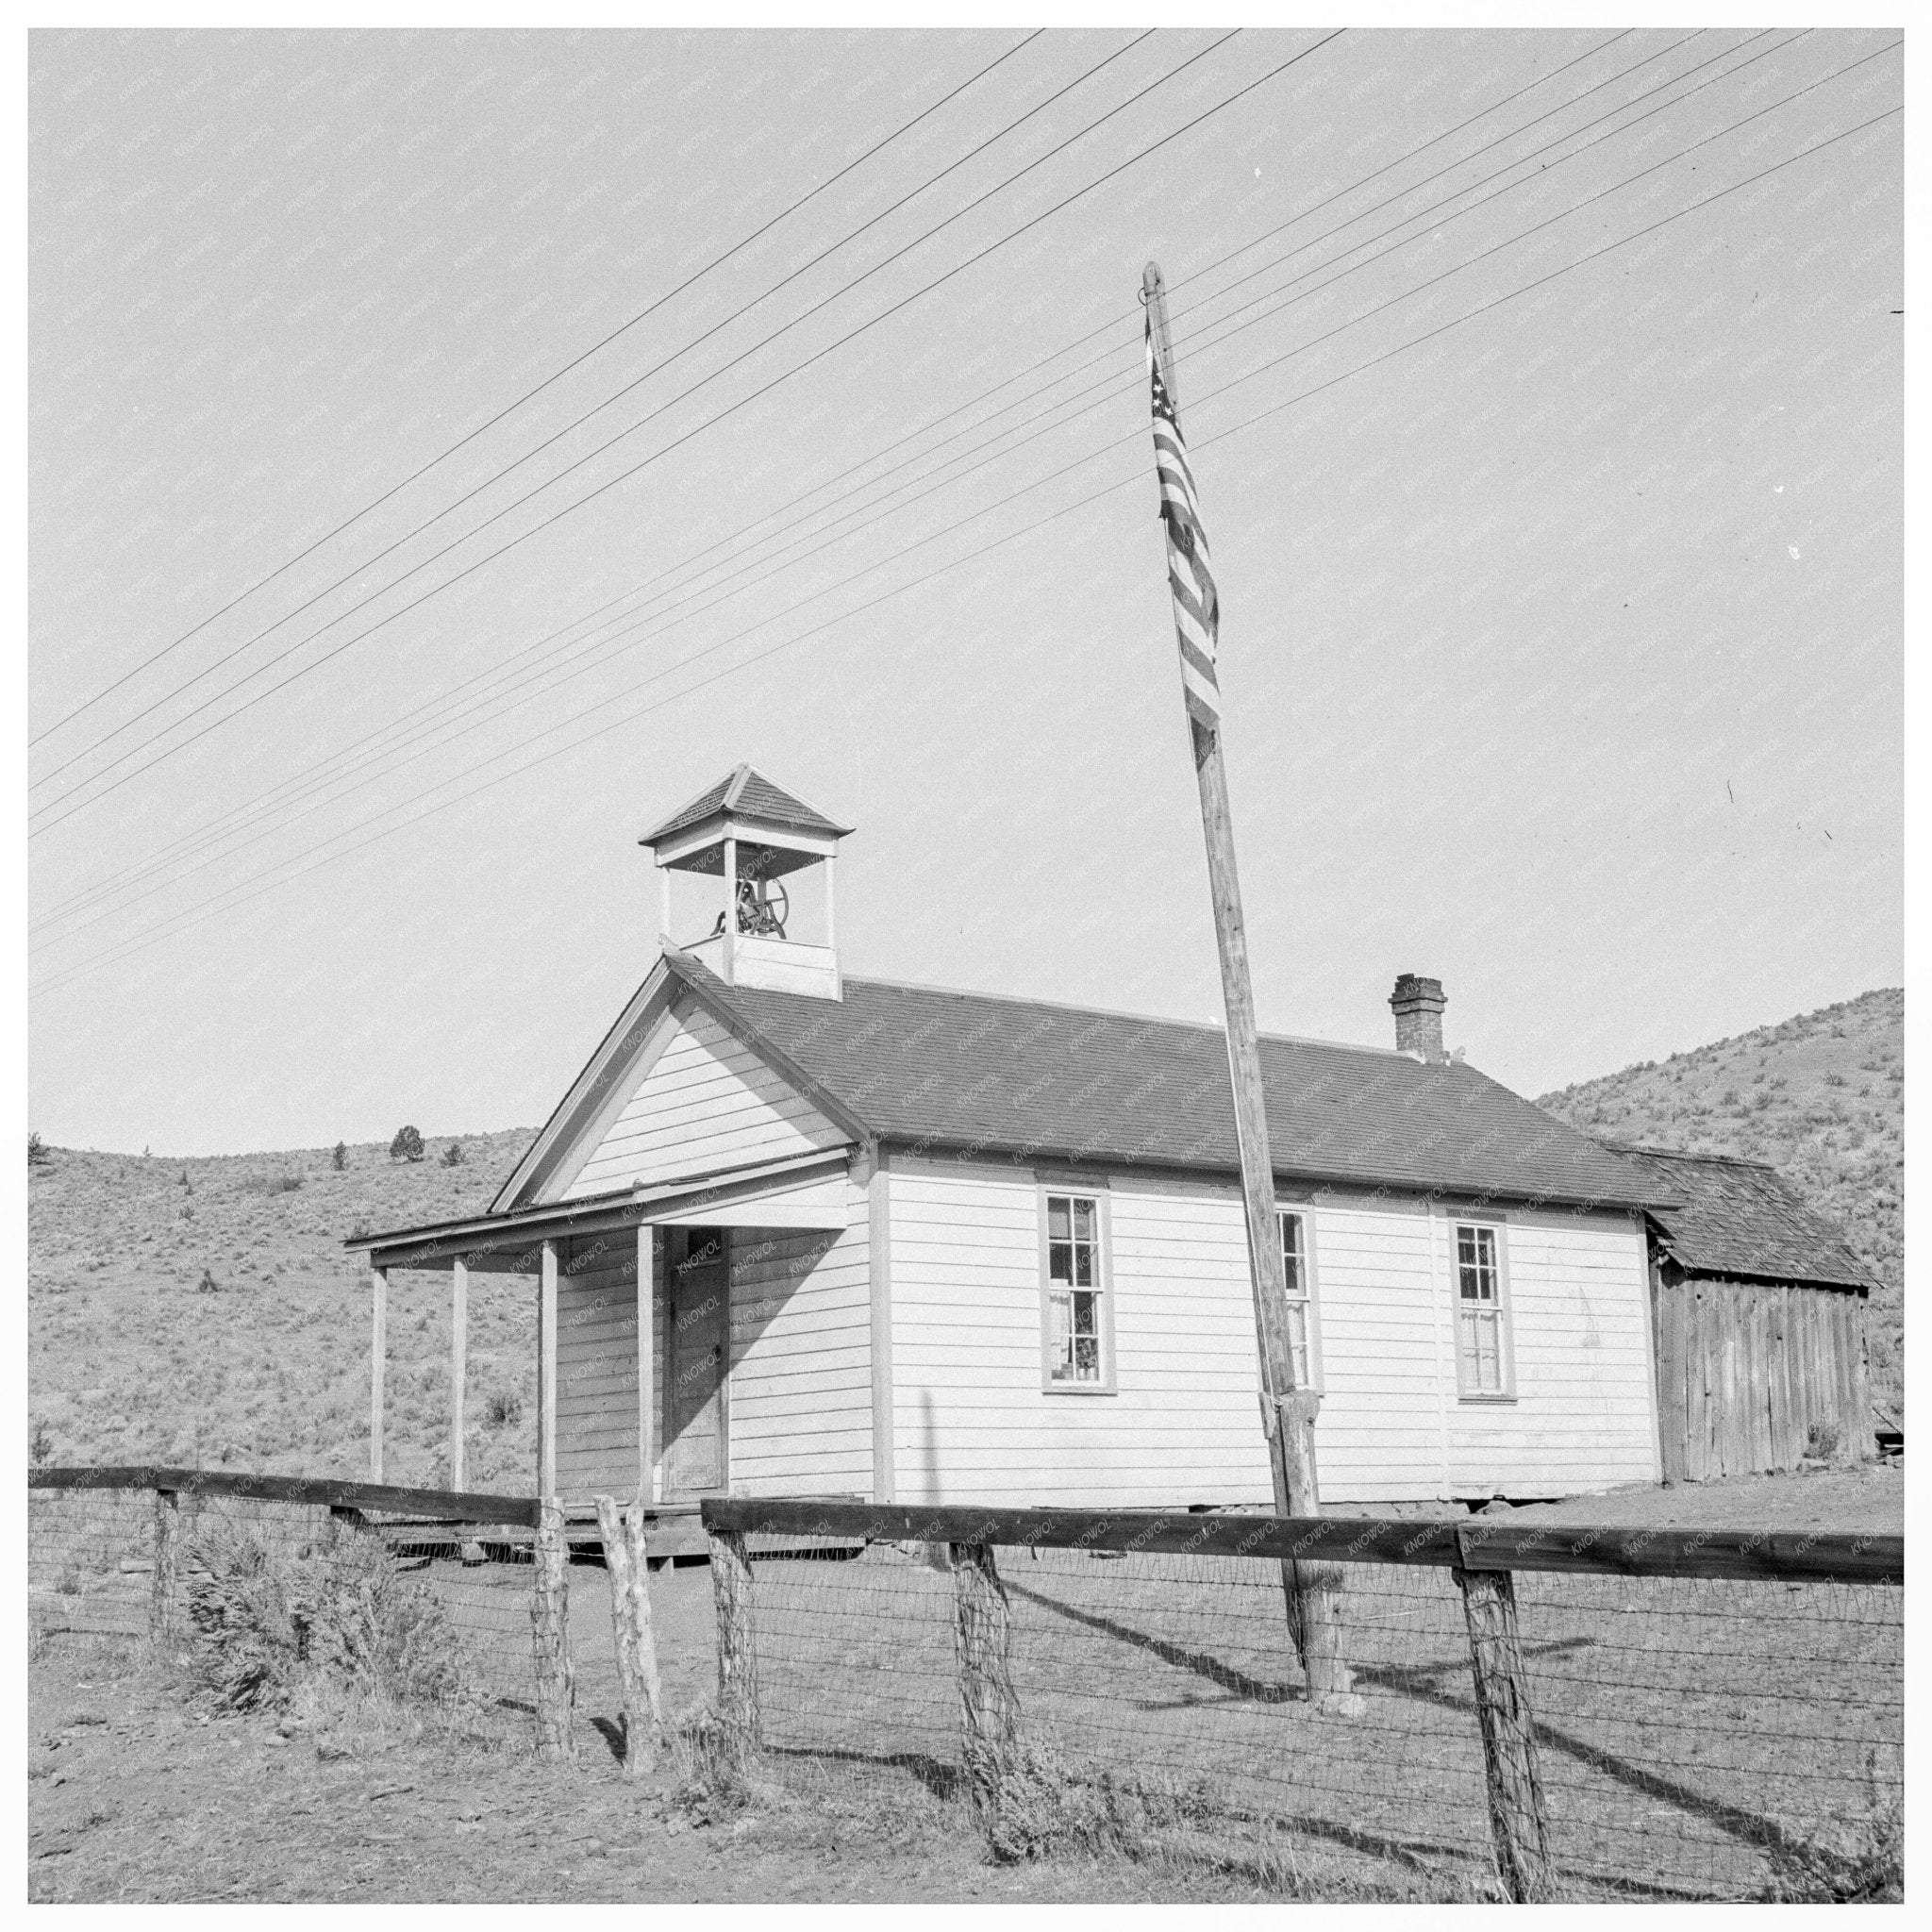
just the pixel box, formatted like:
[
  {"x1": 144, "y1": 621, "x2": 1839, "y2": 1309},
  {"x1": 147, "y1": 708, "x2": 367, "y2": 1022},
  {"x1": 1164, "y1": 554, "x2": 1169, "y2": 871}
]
[
  {"x1": 27, "y1": 30, "x2": 1048, "y2": 751},
  {"x1": 42, "y1": 24, "x2": 1642, "y2": 900},
  {"x1": 32, "y1": 30, "x2": 1341, "y2": 840},
  {"x1": 34, "y1": 25, "x2": 1690, "y2": 931},
  {"x1": 33, "y1": 31, "x2": 1156, "y2": 793},
  {"x1": 30, "y1": 29, "x2": 1833, "y2": 938},
  {"x1": 33, "y1": 90, "x2": 1899, "y2": 995}
]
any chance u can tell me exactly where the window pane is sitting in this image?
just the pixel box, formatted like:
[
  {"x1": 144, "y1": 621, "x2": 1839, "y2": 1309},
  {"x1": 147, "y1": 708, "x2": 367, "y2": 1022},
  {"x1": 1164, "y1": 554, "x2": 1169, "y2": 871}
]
[
  {"x1": 1459, "y1": 1307, "x2": 1503, "y2": 1391},
  {"x1": 1072, "y1": 1290, "x2": 1099, "y2": 1381},
  {"x1": 1457, "y1": 1224, "x2": 1498, "y2": 1303},
  {"x1": 1280, "y1": 1212, "x2": 1304, "y2": 1295},
  {"x1": 1286, "y1": 1301, "x2": 1308, "y2": 1387},
  {"x1": 1046, "y1": 1195, "x2": 1105, "y2": 1386},
  {"x1": 1048, "y1": 1291, "x2": 1073, "y2": 1379}
]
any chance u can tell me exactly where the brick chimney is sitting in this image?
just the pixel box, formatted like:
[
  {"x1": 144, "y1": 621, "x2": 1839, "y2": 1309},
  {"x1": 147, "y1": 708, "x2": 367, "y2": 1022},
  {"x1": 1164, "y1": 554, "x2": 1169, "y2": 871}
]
[{"x1": 1390, "y1": 974, "x2": 1447, "y2": 1061}]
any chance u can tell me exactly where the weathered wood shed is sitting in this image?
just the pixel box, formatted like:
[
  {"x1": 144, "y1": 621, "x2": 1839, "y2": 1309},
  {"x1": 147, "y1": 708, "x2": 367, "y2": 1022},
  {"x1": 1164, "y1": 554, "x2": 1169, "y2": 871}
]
[{"x1": 1611, "y1": 1144, "x2": 1879, "y2": 1480}]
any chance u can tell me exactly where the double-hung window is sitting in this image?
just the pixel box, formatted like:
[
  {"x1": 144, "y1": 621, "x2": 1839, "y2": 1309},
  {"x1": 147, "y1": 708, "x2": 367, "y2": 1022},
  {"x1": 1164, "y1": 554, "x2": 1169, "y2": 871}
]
[
  {"x1": 1042, "y1": 1191, "x2": 1110, "y2": 1391},
  {"x1": 1455, "y1": 1222, "x2": 1511, "y2": 1395},
  {"x1": 1277, "y1": 1210, "x2": 1319, "y2": 1389}
]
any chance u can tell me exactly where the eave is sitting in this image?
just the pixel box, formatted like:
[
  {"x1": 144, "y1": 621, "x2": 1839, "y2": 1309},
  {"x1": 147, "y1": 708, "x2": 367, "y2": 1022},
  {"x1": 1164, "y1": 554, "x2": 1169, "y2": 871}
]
[{"x1": 346, "y1": 1149, "x2": 855, "y2": 1272}]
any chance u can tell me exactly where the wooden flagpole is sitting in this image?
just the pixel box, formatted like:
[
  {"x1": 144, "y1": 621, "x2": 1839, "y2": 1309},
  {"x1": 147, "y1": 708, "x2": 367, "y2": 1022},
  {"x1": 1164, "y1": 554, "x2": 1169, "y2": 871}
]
[{"x1": 1141, "y1": 260, "x2": 1354, "y2": 1708}]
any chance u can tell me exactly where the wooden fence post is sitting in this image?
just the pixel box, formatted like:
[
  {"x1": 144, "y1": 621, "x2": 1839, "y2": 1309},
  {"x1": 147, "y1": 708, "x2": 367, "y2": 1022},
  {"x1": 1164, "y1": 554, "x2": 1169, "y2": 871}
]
[
  {"x1": 950, "y1": 1541, "x2": 1018, "y2": 1817},
  {"x1": 529, "y1": 1497, "x2": 577, "y2": 1763},
  {"x1": 1455, "y1": 1541, "x2": 1554, "y2": 1903},
  {"x1": 149, "y1": 1487, "x2": 181, "y2": 1646},
  {"x1": 593, "y1": 1493, "x2": 666, "y2": 1775},
  {"x1": 708, "y1": 1522, "x2": 759, "y2": 1766}
]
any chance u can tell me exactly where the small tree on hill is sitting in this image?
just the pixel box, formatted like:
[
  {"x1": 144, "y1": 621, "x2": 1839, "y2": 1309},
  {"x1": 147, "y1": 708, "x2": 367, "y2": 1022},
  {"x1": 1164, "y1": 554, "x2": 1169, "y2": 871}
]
[
  {"x1": 390, "y1": 1125, "x2": 425, "y2": 1164},
  {"x1": 332, "y1": 1140, "x2": 347, "y2": 1172},
  {"x1": 441, "y1": 1141, "x2": 465, "y2": 1166},
  {"x1": 28, "y1": 1132, "x2": 49, "y2": 1168}
]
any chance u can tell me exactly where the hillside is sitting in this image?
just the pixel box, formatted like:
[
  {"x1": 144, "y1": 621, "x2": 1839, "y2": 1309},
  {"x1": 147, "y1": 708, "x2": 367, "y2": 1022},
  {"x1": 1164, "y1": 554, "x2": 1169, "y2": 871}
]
[
  {"x1": 28, "y1": 1129, "x2": 541, "y2": 1489},
  {"x1": 1538, "y1": 988, "x2": 1903, "y2": 1411},
  {"x1": 30, "y1": 990, "x2": 1904, "y2": 1487}
]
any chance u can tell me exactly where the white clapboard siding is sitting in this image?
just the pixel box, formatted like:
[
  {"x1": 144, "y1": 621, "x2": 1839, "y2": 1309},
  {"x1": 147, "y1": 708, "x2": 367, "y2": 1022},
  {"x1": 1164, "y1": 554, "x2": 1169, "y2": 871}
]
[
  {"x1": 889, "y1": 1165, "x2": 1455, "y2": 1507},
  {"x1": 555, "y1": 1240, "x2": 644, "y2": 1508},
  {"x1": 1296, "y1": 1203, "x2": 1447, "y2": 1502},
  {"x1": 725, "y1": 1200, "x2": 873, "y2": 1497},
  {"x1": 559, "y1": 999, "x2": 851, "y2": 1200},
  {"x1": 1439, "y1": 1209, "x2": 1659, "y2": 1498}
]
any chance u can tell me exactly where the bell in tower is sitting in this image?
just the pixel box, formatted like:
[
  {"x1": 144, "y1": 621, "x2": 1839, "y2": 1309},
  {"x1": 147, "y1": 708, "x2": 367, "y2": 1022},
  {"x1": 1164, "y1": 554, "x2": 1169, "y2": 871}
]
[{"x1": 640, "y1": 765, "x2": 851, "y2": 1000}]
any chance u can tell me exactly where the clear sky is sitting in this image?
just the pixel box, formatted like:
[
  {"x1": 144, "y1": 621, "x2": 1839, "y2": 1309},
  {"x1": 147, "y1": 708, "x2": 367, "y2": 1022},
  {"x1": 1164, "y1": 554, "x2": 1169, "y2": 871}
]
[{"x1": 28, "y1": 26, "x2": 1903, "y2": 1156}]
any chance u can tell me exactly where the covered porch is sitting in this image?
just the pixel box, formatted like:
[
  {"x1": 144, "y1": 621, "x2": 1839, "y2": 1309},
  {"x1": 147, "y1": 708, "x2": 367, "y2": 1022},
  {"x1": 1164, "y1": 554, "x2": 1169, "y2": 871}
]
[{"x1": 346, "y1": 1151, "x2": 855, "y2": 1537}]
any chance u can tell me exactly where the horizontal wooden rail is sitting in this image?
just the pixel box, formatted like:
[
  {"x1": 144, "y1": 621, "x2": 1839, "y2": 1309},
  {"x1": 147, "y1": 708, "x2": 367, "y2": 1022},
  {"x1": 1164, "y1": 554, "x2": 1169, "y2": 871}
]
[
  {"x1": 28, "y1": 1465, "x2": 541, "y2": 1528},
  {"x1": 701, "y1": 1498, "x2": 1903, "y2": 1588}
]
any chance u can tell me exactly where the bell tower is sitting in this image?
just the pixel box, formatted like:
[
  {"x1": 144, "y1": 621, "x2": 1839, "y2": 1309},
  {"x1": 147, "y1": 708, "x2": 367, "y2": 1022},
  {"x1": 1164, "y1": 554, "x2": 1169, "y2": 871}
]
[{"x1": 641, "y1": 764, "x2": 852, "y2": 1000}]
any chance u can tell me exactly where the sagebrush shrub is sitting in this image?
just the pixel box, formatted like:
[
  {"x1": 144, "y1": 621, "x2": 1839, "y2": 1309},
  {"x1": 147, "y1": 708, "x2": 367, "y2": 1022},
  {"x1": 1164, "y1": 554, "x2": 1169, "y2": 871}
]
[{"x1": 185, "y1": 1523, "x2": 473, "y2": 1715}]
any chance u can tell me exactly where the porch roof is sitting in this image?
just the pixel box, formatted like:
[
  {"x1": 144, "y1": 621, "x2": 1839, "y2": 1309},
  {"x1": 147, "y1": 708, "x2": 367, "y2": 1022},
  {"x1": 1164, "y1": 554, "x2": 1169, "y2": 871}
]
[{"x1": 344, "y1": 1150, "x2": 851, "y2": 1271}]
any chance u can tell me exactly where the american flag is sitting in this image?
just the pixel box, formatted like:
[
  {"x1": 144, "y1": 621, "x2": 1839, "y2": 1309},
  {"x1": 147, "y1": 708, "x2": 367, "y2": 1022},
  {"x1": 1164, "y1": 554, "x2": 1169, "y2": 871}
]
[{"x1": 1146, "y1": 309, "x2": 1221, "y2": 730}]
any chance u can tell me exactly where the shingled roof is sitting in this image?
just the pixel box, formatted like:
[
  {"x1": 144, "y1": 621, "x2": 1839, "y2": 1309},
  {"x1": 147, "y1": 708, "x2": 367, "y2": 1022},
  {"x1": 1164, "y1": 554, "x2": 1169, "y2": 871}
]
[
  {"x1": 641, "y1": 765, "x2": 853, "y2": 847},
  {"x1": 1609, "y1": 1144, "x2": 1879, "y2": 1291},
  {"x1": 674, "y1": 955, "x2": 1652, "y2": 1209}
]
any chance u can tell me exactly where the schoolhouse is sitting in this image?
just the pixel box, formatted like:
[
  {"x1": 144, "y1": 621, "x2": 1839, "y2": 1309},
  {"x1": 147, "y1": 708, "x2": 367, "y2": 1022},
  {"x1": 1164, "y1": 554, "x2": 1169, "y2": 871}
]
[{"x1": 350, "y1": 765, "x2": 1674, "y2": 1517}]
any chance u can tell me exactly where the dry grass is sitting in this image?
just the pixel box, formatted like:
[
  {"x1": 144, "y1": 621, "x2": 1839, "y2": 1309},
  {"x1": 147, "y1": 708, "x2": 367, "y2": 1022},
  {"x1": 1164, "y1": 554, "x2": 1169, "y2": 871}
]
[
  {"x1": 185, "y1": 1521, "x2": 479, "y2": 1720},
  {"x1": 27, "y1": 1129, "x2": 538, "y2": 1487}
]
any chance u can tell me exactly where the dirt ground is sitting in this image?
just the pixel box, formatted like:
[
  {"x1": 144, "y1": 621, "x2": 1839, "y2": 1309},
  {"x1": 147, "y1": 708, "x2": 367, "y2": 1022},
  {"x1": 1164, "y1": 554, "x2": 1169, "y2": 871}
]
[
  {"x1": 1496, "y1": 1461, "x2": 1903, "y2": 1536},
  {"x1": 26, "y1": 1466, "x2": 1902, "y2": 1904},
  {"x1": 26, "y1": 1638, "x2": 1455, "y2": 1906}
]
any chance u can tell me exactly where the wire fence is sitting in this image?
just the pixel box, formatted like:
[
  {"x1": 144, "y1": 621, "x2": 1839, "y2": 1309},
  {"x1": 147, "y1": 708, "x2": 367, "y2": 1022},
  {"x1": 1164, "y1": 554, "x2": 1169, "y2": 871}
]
[
  {"x1": 706, "y1": 1501, "x2": 1904, "y2": 1903},
  {"x1": 29, "y1": 1469, "x2": 549, "y2": 1745},
  {"x1": 26, "y1": 1470, "x2": 1904, "y2": 1901}
]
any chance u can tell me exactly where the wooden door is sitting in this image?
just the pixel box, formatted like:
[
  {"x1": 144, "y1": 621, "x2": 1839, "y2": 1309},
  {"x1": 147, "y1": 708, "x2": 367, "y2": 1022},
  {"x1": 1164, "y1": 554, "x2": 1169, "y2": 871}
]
[{"x1": 664, "y1": 1228, "x2": 728, "y2": 1499}]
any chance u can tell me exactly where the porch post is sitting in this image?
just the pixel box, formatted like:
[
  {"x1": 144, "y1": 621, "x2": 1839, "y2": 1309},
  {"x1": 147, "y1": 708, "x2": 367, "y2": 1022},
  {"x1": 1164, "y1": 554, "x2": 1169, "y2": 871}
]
[
  {"x1": 723, "y1": 836, "x2": 738, "y2": 981},
  {"x1": 450, "y1": 1257, "x2": 469, "y2": 1491},
  {"x1": 659, "y1": 866, "x2": 673, "y2": 949},
  {"x1": 538, "y1": 1240, "x2": 558, "y2": 1499},
  {"x1": 824, "y1": 850, "x2": 837, "y2": 953},
  {"x1": 369, "y1": 1264, "x2": 389, "y2": 1483},
  {"x1": 637, "y1": 1222, "x2": 655, "y2": 1505}
]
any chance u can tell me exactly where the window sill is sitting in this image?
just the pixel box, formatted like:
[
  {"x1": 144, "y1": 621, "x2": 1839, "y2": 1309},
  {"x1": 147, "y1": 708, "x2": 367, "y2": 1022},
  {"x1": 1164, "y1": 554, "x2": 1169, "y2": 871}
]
[
  {"x1": 1457, "y1": 1392, "x2": 1519, "y2": 1405},
  {"x1": 1041, "y1": 1383, "x2": 1118, "y2": 1397}
]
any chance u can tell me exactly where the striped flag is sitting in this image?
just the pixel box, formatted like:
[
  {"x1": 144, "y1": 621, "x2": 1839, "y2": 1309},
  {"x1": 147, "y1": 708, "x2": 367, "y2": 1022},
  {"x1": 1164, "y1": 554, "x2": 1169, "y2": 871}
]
[{"x1": 1146, "y1": 310, "x2": 1221, "y2": 729}]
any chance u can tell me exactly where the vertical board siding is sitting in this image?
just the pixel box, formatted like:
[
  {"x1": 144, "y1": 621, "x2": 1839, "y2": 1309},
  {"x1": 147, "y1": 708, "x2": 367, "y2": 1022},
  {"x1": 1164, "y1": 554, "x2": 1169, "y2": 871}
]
[
  {"x1": 725, "y1": 1190, "x2": 873, "y2": 1497},
  {"x1": 555, "y1": 1234, "x2": 643, "y2": 1510},
  {"x1": 1650, "y1": 1275, "x2": 1872, "y2": 1477},
  {"x1": 560, "y1": 998, "x2": 850, "y2": 1199},
  {"x1": 1442, "y1": 1211, "x2": 1659, "y2": 1500}
]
